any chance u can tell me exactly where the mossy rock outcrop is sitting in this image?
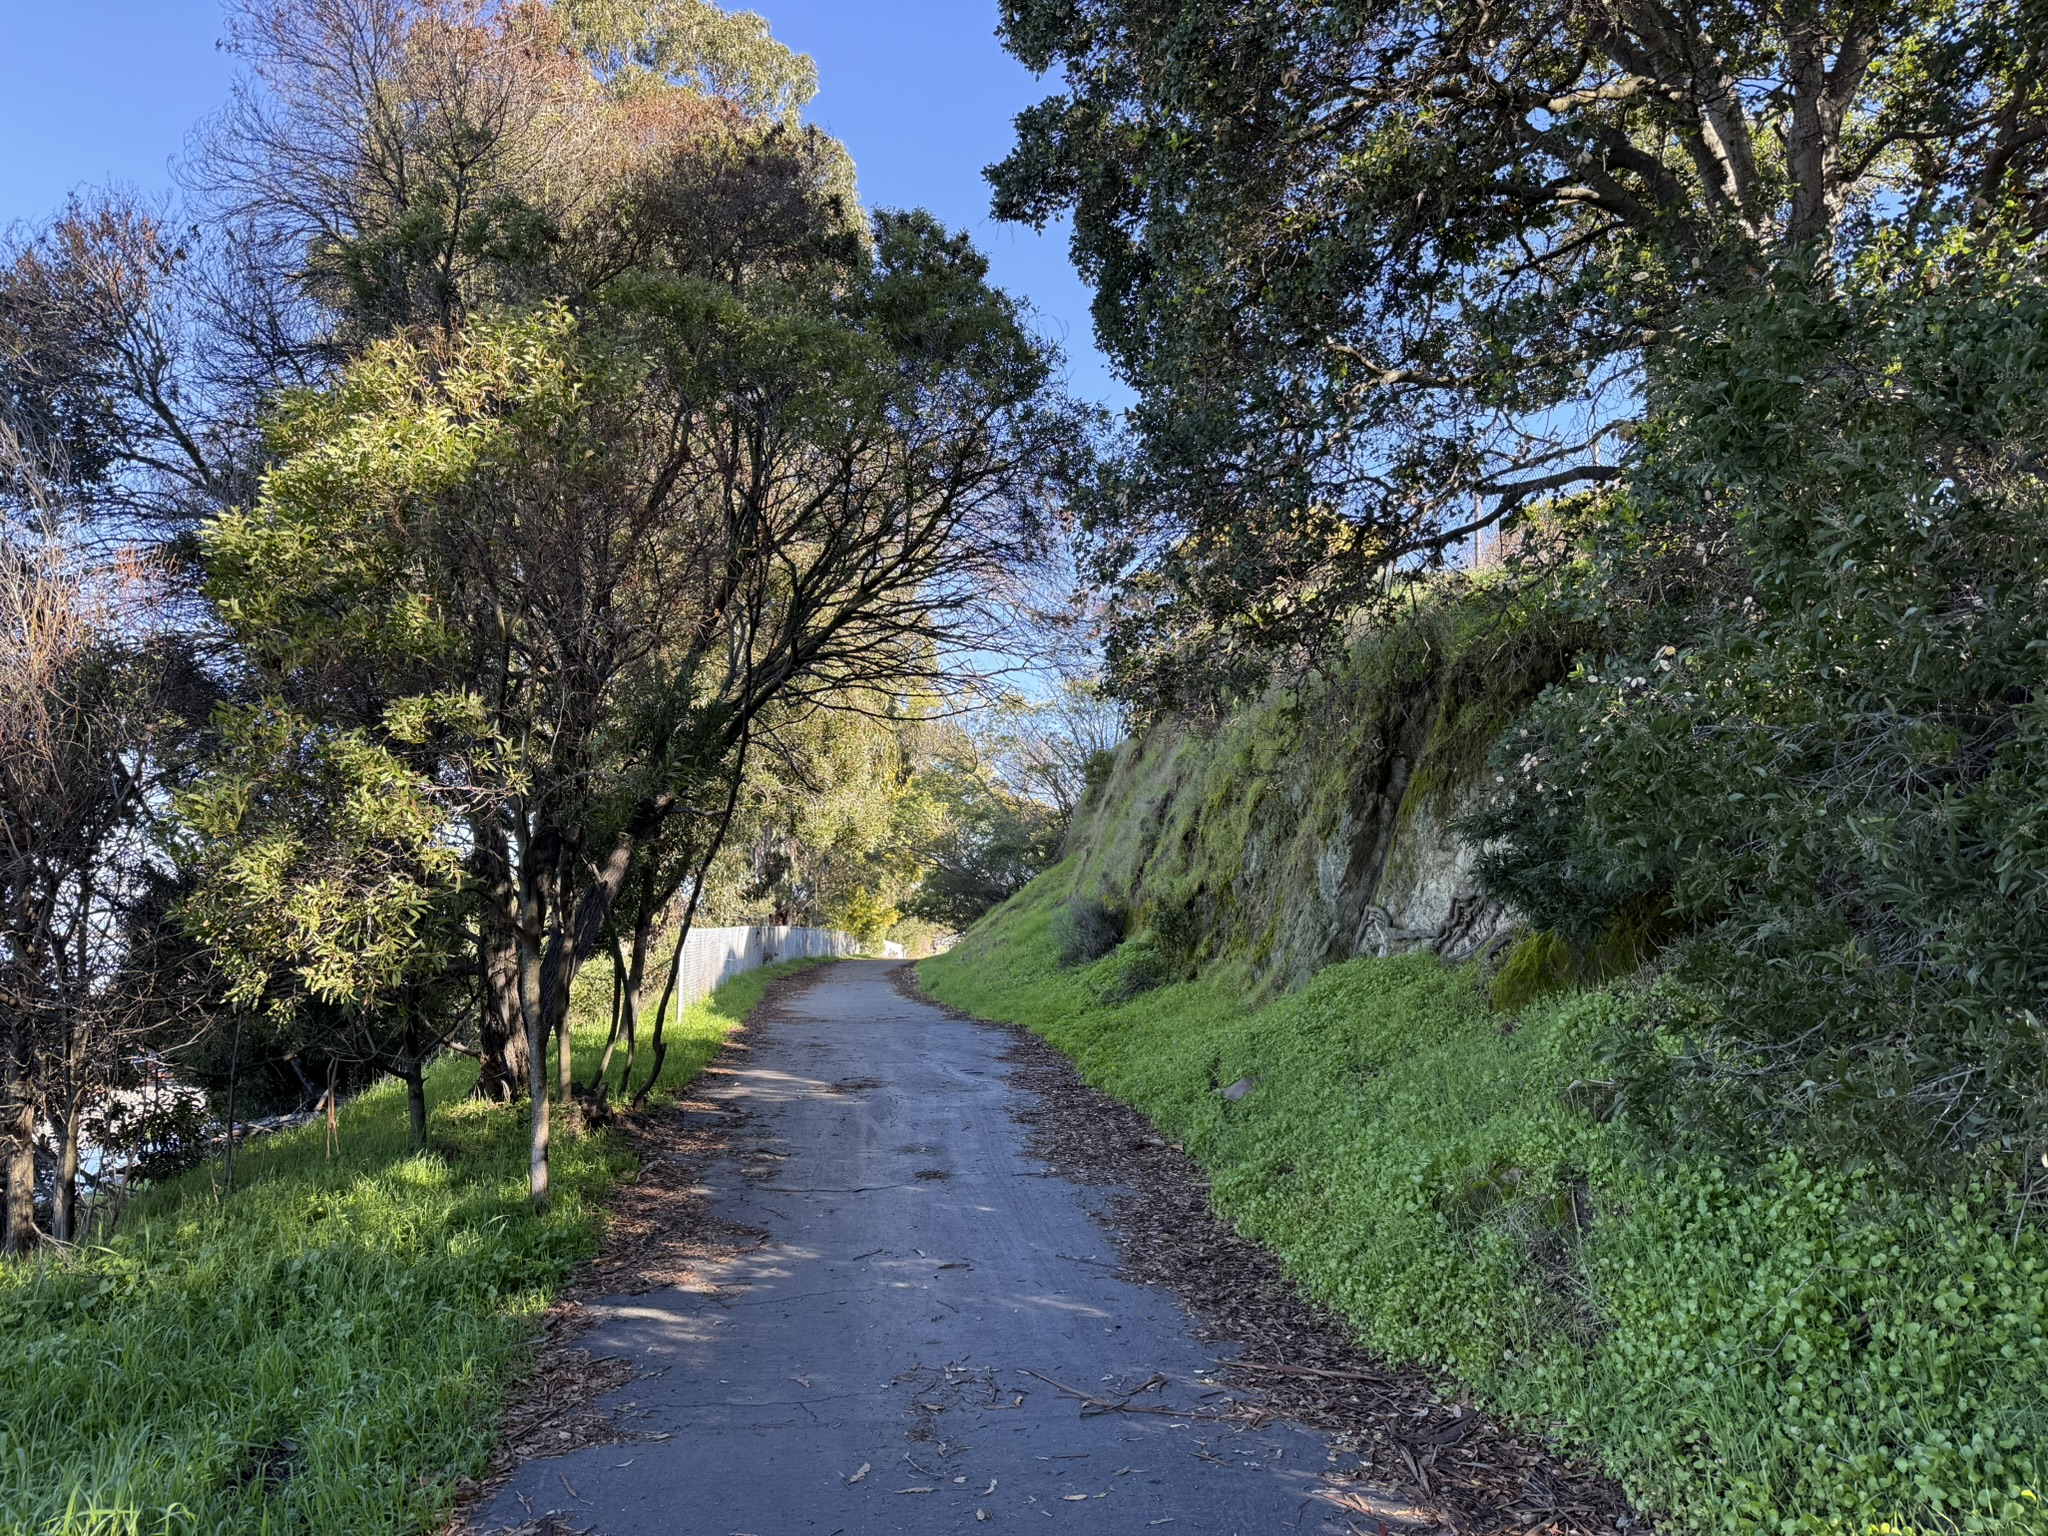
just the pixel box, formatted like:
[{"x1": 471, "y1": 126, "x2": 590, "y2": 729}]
[{"x1": 1067, "y1": 584, "x2": 1587, "y2": 995}]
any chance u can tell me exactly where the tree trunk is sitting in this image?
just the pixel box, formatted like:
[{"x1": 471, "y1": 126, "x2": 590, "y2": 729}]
[
  {"x1": 633, "y1": 738, "x2": 752, "y2": 1109},
  {"x1": 474, "y1": 821, "x2": 530, "y2": 1102},
  {"x1": 594, "y1": 940, "x2": 629, "y2": 1105},
  {"x1": 517, "y1": 911, "x2": 551, "y2": 1209},
  {"x1": 3, "y1": 1027, "x2": 40, "y2": 1255},
  {"x1": 595, "y1": 895, "x2": 654, "y2": 1105},
  {"x1": 52, "y1": 1096, "x2": 82, "y2": 1243},
  {"x1": 322, "y1": 1054, "x2": 338, "y2": 1164},
  {"x1": 556, "y1": 990, "x2": 574, "y2": 1107},
  {"x1": 223, "y1": 1013, "x2": 243, "y2": 1193},
  {"x1": 403, "y1": 1017, "x2": 428, "y2": 1148}
]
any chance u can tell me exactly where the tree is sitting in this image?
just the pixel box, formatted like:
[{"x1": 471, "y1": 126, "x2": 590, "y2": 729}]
[
  {"x1": 185, "y1": 0, "x2": 864, "y2": 1116},
  {"x1": 991, "y1": 0, "x2": 2048, "y2": 703},
  {"x1": 0, "y1": 526, "x2": 189, "y2": 1250},
  {"x1": 205, "y1": 204, "x2": 1078, "y2": 1202},
  {"x1": 1, "y1": 215, "x2": 214, "y2": 1250},
  {"x1": 987, "y1": 680, "x2": 1122, "y2": 830},
  {"x1": 0, "y1": 198, "x2": 244, "y2": 545},
  {"x1": 1464, "y1": 230, "x2": 2048, "y2": 1175},
  {"x1": 908, "y1": 749, "x2": 1064, "y2": 930},
  {"x1": 175, "y1": 700, "x2": 475, "y2": 1147}
]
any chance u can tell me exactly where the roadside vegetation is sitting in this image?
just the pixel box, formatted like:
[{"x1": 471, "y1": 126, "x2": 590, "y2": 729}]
[
  {"x1": 0, "y1": 956, "x2": 819, "y2": 1536},
  {"x1": 10, "y1": 0, "x2": 2048, "y2": 1532},
  {"x1": 929, "y1": 7, "x2": 2048, "y2": 1531},
  {"x1": 0, "y1": 3, "x2": 1088, "y2": 1530},
  {"x1": 926, "y1": 882, "x2": 2046, "y2": 1535}
]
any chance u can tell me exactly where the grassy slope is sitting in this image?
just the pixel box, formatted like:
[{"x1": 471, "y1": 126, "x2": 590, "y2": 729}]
[
  {"x1": 0, "y1": 957, "x2": 829, "y2": 1536},
  {"x1": 923, "y1": 869, "x2": 2046, "y2": 1536}
]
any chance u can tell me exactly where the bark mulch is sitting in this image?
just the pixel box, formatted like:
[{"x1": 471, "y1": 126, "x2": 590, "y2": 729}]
[
  {"x1": 894, "y1": 964, "x2": 1648, "y2": 1536},
  {"x1": 446, "y1": 964, "x2": 837, "y2": 1536}
]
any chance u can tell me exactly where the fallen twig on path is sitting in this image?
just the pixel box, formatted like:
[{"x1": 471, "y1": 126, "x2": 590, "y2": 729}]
[{"x1": 1019, "y1": 1368, "x2": 1236, "y2": 1421}]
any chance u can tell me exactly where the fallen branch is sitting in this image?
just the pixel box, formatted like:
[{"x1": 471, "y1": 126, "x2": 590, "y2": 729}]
[{"x1": 1019, "y1": 1368, "x2": 1236, "y2": 1421}]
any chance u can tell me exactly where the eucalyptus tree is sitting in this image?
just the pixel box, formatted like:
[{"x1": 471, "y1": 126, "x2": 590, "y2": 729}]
[{"x1": 991, "y1": 0, "x2": 2048, "y2": 702}]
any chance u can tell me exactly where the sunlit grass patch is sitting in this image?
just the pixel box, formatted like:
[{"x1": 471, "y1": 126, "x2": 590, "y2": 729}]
[{"x1": 0, "y1": 957, "x2": 829, "y2": 1536}]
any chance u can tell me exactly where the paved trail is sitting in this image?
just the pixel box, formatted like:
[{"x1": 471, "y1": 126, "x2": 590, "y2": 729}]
[{"x1": 484, "y1": 960, "x2": 1357, "y2": 1536}]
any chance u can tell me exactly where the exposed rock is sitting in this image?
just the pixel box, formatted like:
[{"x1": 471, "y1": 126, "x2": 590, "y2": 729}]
[{"x1": 1062, "y1": 614, "x2": 1568, "y2": 993}]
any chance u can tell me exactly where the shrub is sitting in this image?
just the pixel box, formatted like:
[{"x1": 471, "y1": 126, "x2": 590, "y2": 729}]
[
  {"x1": 1052, "y1": 894, "x2": 1124, "y2": 967},
  {"x1": 1095, "y1": 938, "x2": 1174, "y2": 1004},
  {"x1": 1466, "y1": 250, "x2": 2048, "y2": 1177},
  {"x1": 1147, "y1": 891, "x2": 1207, "y2": 973}
]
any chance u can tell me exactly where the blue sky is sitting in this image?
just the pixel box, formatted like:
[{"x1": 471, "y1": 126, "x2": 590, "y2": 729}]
[{"x1": 0, "y1": 0, "x2": 1125, "y2": 409}]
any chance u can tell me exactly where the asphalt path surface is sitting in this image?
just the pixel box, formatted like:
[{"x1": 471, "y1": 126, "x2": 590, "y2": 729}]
[{"x1": 482, "y1": 960, "x2": 1359, "y2": 1536}]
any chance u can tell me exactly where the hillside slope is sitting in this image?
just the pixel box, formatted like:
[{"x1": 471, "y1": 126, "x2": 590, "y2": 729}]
[
  {"x1": 1065, "y1": 588, "x2": 1583, "y2": 993},
  {"x1": 922, "y1": 605, "x2": 2047, "y2": 1536}
]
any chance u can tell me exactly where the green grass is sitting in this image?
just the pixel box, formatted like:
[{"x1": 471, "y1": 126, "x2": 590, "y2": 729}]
[
  {"x1": 924, "y1": 870, "x2": 2048, "y2": 1536},
  {"x1": 0, "y1": 957, "x2": 830, "y2": 1536}
]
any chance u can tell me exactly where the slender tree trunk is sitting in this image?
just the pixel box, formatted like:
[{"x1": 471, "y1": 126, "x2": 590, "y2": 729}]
[
  {"x1": 54, "y1": 883, "x2": 86, "y2": 1242},
  {"x1": 595, "y1": 940, "x2": 629, "y2": 1105},
  {"x1": 636, "y1": 908, "x2": 693, "y2": 1110},
  {"x1": 402, "y1": 1016, "x2": 428, "y2": 1148},
  {"x1": 52, "y1": 1096, "x2": 82, "y2": 1243},
  {"x1": 475, "y1": 820, "x2": 529, "y2": 1102},
  {"x1": 634, "y1": 736, "x2": 752, "y2": 1109},
  {"x1": 222, "y1": 1013, "x2": 243, "y2": 1195},
  {"x1": 53, "y1": 1006, "x2": 82, "y2": 1242},
  {"x1": 517, "y1": 907, "x2": 551, "y2": 1209},
  {"x1": 1, "y1": 1024, "x2": 39, "y2": 1256},
  {"x1": 595, "y1": 894, "x2": 654, "y2": 1106},
  {"x1": 323, "y1": 1055, "x2": 338, "y2": 1164},
  {"x1": 556, "y1": 981, "x2": 574, "y2": 1107}
]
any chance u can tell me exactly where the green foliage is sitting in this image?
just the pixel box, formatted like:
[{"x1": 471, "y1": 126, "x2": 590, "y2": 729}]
[
  {"x1": 825, "y1": 887, "x2": 900, "y2": 947},
  {"x1": 1092, "y1": 937, "x2": 1174, "y2": 1005},
  {"x1": 991, "y1": 0, "x2": 2048, "y2": 703},
  {"x1": 0, "y1": 959, "x2": 819, "y2": 1536},
  {"x1": 906, "y1": 752, "x2": 1063, "y2": 930},
  {"x1": 559, "y1": 0, "x2": 819, "y2": 120},
  {"x1": 1466, "y1": 244, "x2": 2048, "y2": 1174},
  {"x1": 1489, "y1": 929, "x2": 1577, "y2": 1013},
  {"x1": 1051, "y1": 893, "x2": 1124, "y2": 968},
  {"x1": 175, "y1": 703, "x2": 467, "y2": 1019},
  {"x1": 925, "y1": 883, "x2": 2048, "y2": 1535},
  {"x1": 1144, "y1": 890, "x2": 1205, "y2": 973}
]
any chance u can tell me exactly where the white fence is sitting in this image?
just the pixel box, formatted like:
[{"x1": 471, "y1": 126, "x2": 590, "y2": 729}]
[{"x1": 668, "y1": 925, "x2": 867, "y2": 1012}]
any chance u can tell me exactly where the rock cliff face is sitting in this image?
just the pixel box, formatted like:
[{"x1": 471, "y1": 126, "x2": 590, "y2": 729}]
[{"x1": 1061, "y1": 599, "x2": 1577, "y2": 993}]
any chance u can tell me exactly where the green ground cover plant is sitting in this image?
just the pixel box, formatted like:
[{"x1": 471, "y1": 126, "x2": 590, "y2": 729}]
[
  {"x1": 924, "y1": 878, "x2": 2046, "y2": 1535},
  {"x1": 0, "y1": 958, "x2": 825, "y2": 1536}
]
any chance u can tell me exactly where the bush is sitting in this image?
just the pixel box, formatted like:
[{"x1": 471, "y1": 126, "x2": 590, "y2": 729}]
[
  {"x1": 1147, "y1": 891, "x2": 1206, "y2": 972},
  {"x1": 1465, "y1": 250, "x2": 2048, "y2": 1177},
  {"x1": 1095, "y1": 938, "x2": 1174, "y2": 1004},
  {"x1": 1052, "y1": 894, "x2": 1124, "y2": 967}
]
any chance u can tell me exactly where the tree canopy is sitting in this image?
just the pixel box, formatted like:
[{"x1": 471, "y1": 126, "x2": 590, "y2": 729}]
[{"x1": 992, "y1": 0, "x2": 2048, "y2": 702}]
